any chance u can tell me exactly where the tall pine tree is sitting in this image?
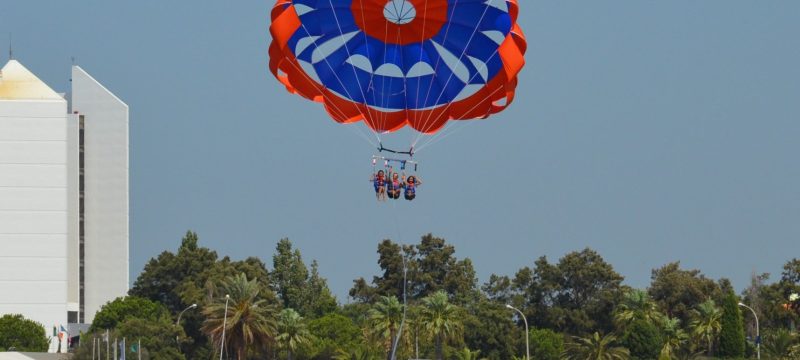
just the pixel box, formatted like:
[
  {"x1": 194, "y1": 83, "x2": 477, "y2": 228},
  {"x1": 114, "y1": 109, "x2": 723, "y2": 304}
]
[{"x1": 718, "y1": 289, "x2": 745, "y2": 358}]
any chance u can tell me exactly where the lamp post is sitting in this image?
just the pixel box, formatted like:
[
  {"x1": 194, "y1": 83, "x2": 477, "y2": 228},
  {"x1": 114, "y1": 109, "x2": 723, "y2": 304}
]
[
  {"x1": 506, "y1": 304, "x2": 529, "y2": 360},
  {"x1": 738, "y1": 302, "x2": 760, "y2": 360},
  {"x1": 176, "y1": 304, "x2": 197, "y2": 343},
  {"x1": 220, "y1": 294, "x2": 230, "y2": 360}
]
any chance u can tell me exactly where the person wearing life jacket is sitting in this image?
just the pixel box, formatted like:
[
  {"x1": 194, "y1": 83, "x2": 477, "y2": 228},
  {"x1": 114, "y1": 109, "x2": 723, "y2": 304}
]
[
  {"x1": 370, "y1": 169, "x2": 387, "y2": 201},
  {"x1": 386, "y1": 169, "x2": 402, "y2": 200},
  {"x1": 402, "y1": 174, "x2": 421, "y2": 201}
]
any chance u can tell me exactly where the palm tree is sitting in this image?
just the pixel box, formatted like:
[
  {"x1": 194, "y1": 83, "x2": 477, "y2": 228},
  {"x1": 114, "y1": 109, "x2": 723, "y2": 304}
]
[
  {"x1": 368, "y1": 295, "x2": 404, "y2": 360},
  {"x1": 689, "y1": 299, "x2": 722, "y2": 357},
  {"x1": 420, "y1": 291, "x2": 463, "y2": 360},
  {"x1": 454, "y1": 348, "x2": 484, "y2": 360},
  {"x1": 658, "y1": 317, "x2": 689, "y2": 360},
  {"x1": 202, "y1": 273, "x2": 278, "y2": 360},
  {"x1": 763, "y1": 329, "x2": 798, "y2": 360},
  {"x1": 614, "y1": 289, "x2": 662, "y2": 329},
  {"x1": 334, "y1": 345, "x2": 381, "y2": 360},
  {"x1": 276, "y1": 308, "x2": 312, "y2": 360},
  {"x1": 562, "y1": 332, "x2": 630, "y2": 360}
]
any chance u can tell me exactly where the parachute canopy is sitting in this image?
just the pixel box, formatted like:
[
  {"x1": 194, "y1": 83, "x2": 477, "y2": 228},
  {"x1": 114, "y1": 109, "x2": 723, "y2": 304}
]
[{"x1": 269, "y1": 0, "x2": 526, "y2": 134}]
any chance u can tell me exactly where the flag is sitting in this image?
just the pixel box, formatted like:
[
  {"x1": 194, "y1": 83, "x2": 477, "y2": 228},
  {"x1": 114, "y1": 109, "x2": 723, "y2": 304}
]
[
  {"x1": 119, "y1": 338, "x2": 126, "y2": 360},
  {"x1": 130, "y1": 343, "x2": 138, "y2": 353}
]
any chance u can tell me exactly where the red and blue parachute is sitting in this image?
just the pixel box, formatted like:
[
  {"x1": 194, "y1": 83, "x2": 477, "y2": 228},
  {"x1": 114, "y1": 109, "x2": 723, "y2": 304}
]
[{"x1": 269, "y1": 0, "x2": 526, "y2": 136}]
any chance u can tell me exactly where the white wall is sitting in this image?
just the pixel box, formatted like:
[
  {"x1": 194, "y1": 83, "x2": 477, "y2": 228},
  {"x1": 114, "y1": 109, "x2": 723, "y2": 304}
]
[
  {"x1": 0, "y1": 99, "x2": 69, "y2": 329},
  {"x1": 70, "y1": 67, "x2": 129, "y2": 324}
]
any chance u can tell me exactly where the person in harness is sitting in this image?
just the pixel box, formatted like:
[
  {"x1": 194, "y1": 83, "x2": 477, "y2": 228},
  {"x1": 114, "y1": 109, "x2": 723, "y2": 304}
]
[
  {"x1": 370, "y1": 169, "x2": 387, "y2": 201},
  {"x1": 402, "y1": 174, "x2": 421, "y2": 201},
  {"x1": 386, "y1": 168, "x2": 402, "y2": 200}
]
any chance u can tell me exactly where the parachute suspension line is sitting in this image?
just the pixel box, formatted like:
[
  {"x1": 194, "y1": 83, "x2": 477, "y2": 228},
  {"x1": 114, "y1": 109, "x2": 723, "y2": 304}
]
[
  {"x1": 409, "y1": 0, "x2": 431, "y2": 153},
  {"x1": 327, "y1": 0, "x2": 383, "y2": 145},
  {"x1": 415, "y1": 79, "x2": 506, "y2": 154},
  {"x1": 414, "y1": 1, "x2": 494, "y2": 141},
  {"x1": 357, "y1": 0, "x2": 387, "y2": 144},
  {"x1": 377, "y1": 22, "x2": 397, "y2": 136},
  {"x1": 409, "y1": 0, "x2": 462, "y2": 146},
  {"x1": 283, "y1": 58, "x2": 378, "y2": 147},
  {"x1": 295, "y1": 21, "x2": 373, "y2": 136},
  {"x1": 415, "y1": 33, "x2": 507, "y2": 152}
]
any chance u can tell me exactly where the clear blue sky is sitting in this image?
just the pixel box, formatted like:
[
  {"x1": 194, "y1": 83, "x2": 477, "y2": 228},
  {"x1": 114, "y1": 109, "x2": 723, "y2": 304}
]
[{"x1": 3, "y1": 1, "x2": 799, "y2": 300}]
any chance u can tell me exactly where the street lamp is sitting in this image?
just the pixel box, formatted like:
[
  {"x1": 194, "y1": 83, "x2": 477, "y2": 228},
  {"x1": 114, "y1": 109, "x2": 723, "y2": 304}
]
[
  {"x1": 506, "y1": 304, "x2": 529, "y2": 360},
  {"x1": 738, "y1": 302, "x2": 760, "y2": 360},
  {"x1": 177, "y1": 303, "x2": 198, "y2": 325},
  {"x1": 220, "y1": 294, "x2": 230, "y2": 360},
  {"x1": 176, "y1": 304, "x2": 198, "y2": 343}
]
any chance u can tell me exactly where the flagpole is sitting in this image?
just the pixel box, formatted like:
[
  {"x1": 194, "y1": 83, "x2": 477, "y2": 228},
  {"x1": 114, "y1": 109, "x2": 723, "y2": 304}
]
[
  {"x1": 106, "y1": 330, "x2": 109, "y2": 360},
  {"x1": 92, "y1": 337, "x2": 95, "y2": 360},
  {"x1": 138, "y1": 339, "x2": 141, "y2": 360},
  {"x1": 114, "y1": 338, "x2": 117, "y2": 360}
]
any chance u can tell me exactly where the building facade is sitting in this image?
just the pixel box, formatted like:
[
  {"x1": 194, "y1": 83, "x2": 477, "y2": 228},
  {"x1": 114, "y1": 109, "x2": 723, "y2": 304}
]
[{"x1": 0, "y1": 59, "x2": 128, "y2": 330}]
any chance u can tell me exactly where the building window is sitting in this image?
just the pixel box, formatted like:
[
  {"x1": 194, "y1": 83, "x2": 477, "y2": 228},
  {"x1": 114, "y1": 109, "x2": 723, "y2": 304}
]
[
  {"x1": 68, "y1": 311, "x2": 78, "y2": 324},
  {"x1": 79, "y1": 115, "x2": 86, "y2": 324}
]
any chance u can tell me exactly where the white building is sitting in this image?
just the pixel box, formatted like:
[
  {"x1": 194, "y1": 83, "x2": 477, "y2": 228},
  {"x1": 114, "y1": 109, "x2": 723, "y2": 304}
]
[{"x1": 0, "y1": 59, "x2": 128, "y2": 330}]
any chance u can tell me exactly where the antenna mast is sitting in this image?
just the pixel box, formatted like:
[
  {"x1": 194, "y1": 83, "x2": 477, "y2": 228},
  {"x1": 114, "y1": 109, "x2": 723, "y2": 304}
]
[{"x1": 8, "y1": 33, "x2": 12, "y2": 60}]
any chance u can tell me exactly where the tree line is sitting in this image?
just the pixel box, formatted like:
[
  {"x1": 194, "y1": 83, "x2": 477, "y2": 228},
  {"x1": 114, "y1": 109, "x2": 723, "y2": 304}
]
[{"x1": 6, "y1": 231, "x2": 797, "y2": 359}]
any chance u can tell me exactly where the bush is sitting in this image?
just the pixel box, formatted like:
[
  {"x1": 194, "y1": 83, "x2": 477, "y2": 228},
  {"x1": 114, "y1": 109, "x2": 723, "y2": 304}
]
[
  {"x1": 0, "y1": 314, "x2": 49, "y2": 352},
  {"x1": 622, "y1": 318, "x2": 662, "y2": 359},
  {"x1": 529, "y1": 328, "x2": 564, "y2": 360}
]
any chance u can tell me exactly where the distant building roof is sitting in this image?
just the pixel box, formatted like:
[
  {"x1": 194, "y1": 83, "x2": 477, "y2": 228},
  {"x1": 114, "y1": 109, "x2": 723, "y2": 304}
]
[{"x1": 0, "y1": 60, "x2": 63, "y2": 100}]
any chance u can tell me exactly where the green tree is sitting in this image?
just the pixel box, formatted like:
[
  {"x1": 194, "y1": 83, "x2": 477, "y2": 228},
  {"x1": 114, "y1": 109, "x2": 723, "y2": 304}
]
[
  {"x1": 415, "y1": 234, "x2": 478, "y2": 303},
  {"x1": 513, "y1": 249, "x2": 625, "y2": 334},
  {"x1": 90, "y1": 296, "x2": 169, "y2": 332},
  {"x1": 528, "y1": 328, "x2": 563, "y2": 360},
  {"x1": 762, "y1": 329, "x2": 798, "y2": 360},
  {"x1": 718, "y1": 290, "x2": 745, "y2": 358},
  {"x1": 368, "y1": 296, "x2": 404, "y2": 360},
  {"x1": 621, "y1": 318, "x2": 662, "y2": 359},
  {"x1": 453, "y1": 348, "x2": 484, "y2": 360},
  {"x1": 350, "y1": 236, "x2": 478, "y2": 305},
  {"x1": 272, "y1": 238, "x2": 310, "y2": 310},
  {"x1": 463, "y1": 300, "x2": 519, "y2": 360},
  {"x1": 308, "y1": 313, "x2": 363, "y2": 359},
  {"x1": 0, "y1": 314, "x2": 48, "y2": 352},
  {"x1": 277, "y1": 308, "x2": 312, "y2": 360},
  {"x1": 202, "y1": 273, "x2": 278, "y2": 360},
  {"x1": 562, "y1": 332, "x2": 630, "y2": 360},
  {"x1": 128, "y1": 231, "x2": 219, "y2": 357},
  {"x1": 272, "y1": 239, "x2": 338, "y2": 318},
  {"x1": 305, "y1": 260, "x2": 339, "y2": 318},
  {"x1": 130, "y1": 231, "x2": 218, "y2": 313},
  {"x1": 614, "y1": 289, "x2": 662, "y2": 330},
  {"x1": 421, "y1": 291, "x2": 463, "y2": 360},
  {"x1": 690, "y1": 299, "x2": 722, "y2": 357},
  {"x1": 335, "y1": 345, "x2": 381, "y2": 360},
  {"x1": 658, "y1": 317, "x2": 689, "y2": 360},
  {"x1": 115, "y1": 317, "x2": 186, "y2": 360},
  {"x1": 649, "y1": 262, "x2": 721, "y2": 326}
]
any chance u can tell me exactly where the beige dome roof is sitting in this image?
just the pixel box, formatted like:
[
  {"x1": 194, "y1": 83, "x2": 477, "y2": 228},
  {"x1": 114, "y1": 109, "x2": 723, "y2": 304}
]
[{"x1": 0, "y1": 60, "x2": 63, "y2": 100}]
